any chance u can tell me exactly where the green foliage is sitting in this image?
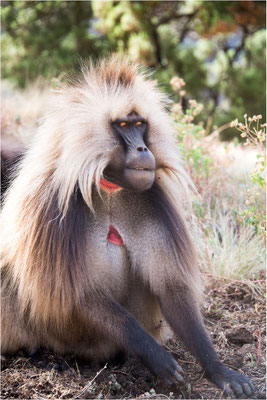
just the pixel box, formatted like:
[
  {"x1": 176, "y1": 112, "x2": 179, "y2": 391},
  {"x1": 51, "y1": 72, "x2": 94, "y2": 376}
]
[
  {"x1": 220, "y1": 30, "x2": 266, "y2": 139},
  {"x1": 170, "y1": 80, "x2": 265, "y2": 283},
  {"x1": 173, "y1": 80, "x2": 266, "y2": 242},
  {"x1": 1, "y1": 1, "x2": 266, "y2": 139},
  {"x1": 170, "y1": 80, "x2": 213, "y2": 186},
  {"x1": 1, "y1": 1, "x2": 109, "y2": 86}
]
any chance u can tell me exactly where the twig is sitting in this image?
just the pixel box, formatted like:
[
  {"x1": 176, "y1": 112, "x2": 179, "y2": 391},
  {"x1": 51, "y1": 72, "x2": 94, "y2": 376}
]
[
  {"x1": 75, "y1": 360, "x2": 80, "y2": 376},
  {"x1": 201, "y1": 273, "x2": 265, "y2": 284},
  {"x1": 178, "y1": 359, "x2": 197, "y2": 365},
  {"x1": 155, "y1": 10, "x2": 200, "y2": 27},
  {"x1": 206, "y1": 122, "x2": 232, "y2": 141},
  {"x1": 200, "y1": 224, "x2": 212, "y2": 270},
  {"x1": 74, "y1": 363, "x2": 107, "y2": 399},
  {"x1": 257, "y1": 328, "x2": 262, "y2": 368}
]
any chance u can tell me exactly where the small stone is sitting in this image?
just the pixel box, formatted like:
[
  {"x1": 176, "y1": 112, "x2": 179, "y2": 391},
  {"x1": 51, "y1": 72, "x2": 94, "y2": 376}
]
[{"x1": 239, "y1": 343, "x2": 257, "y2": 357}]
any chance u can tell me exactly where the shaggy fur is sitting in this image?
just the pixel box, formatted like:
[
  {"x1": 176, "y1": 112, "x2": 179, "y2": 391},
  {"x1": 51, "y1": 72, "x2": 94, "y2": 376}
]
[{"x1": 1, "y1": 55, "x2": 199, "y2": 358}]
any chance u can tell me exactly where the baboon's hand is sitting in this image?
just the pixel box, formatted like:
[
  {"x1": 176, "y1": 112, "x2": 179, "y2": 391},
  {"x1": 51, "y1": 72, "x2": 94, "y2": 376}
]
[
  {"x1": 143, "y1": 346, "x2": 184, "y2": 386},
  {"x1": 207, "y1": 364, "x2": 255, "y2": 398}
]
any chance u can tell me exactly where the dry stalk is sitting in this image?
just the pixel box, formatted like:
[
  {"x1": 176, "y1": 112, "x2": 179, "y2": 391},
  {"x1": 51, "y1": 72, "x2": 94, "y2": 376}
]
[{"x1": 74, "y1": 363, "x2": 107, "y2": 399}]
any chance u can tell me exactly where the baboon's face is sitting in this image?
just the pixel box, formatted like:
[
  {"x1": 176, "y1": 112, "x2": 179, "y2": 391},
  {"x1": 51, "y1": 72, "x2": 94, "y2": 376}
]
[{"x1": 104, "y1": 111, "x2": 156, "y2": 192}]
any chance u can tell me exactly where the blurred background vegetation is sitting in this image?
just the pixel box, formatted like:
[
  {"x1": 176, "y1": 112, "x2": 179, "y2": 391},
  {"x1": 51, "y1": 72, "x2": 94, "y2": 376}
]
[{"x1": 1, "y1": 0, "x2": 266, "y2": 140}]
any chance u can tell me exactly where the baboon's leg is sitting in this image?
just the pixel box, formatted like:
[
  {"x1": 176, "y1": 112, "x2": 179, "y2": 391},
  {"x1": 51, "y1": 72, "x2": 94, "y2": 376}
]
[
  {"x1": 1, "y1": 288, "x2": 37, "y2": 355},
  {"x1": 124, "y1": 281, "x2": 166, "y2": 343},
  {"x1": 83, "y1": 295, "x2": 184, "y2": 385}
]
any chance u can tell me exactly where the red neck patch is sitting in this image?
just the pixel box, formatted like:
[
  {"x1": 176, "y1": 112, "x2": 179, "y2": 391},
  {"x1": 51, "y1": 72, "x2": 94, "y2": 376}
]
[{"x1": 99, "y1": 177, "x2": 121, "y2": 193}]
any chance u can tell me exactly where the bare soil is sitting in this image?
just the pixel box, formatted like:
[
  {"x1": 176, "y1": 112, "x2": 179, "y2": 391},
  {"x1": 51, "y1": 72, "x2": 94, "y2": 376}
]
[{"x1": 1, "y1": 280, "x2": 266, "y2": 399}]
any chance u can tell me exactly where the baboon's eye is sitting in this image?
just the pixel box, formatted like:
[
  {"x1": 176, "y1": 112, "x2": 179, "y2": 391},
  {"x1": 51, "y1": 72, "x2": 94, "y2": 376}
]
[
  {"x1": 120, "y1": 122, "x2": 127, "y2": 127},
  {"x1": 136, "y1": 121, "x2": 142, "y2": 126}
]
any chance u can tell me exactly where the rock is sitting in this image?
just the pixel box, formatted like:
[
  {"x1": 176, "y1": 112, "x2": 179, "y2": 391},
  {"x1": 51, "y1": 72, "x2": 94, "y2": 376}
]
[{"x1": 226, "y1": 327, "x2": 254, "y2": 345}]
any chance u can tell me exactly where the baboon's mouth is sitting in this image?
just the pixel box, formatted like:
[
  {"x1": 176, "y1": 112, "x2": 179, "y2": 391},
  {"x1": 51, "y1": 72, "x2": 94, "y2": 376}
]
[{"x1": 124, "y1": 167, "x2": 155, "y2": 191}]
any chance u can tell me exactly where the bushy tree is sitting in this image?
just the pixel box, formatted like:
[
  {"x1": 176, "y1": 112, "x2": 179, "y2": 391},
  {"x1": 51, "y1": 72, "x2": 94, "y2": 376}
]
[
  {"x1": 1, "y1": 0, "x2": 266, "y2": 138},
  {"x1": 1, "y1": 1, "x2": 110, "y2": 86},
  {"x1": 92, "y1": 1, "x2": 266, "y2": 138}
]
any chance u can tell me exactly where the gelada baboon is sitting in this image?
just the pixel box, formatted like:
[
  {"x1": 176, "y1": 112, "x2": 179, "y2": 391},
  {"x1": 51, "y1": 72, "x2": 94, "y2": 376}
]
[{"x1": 1, "y1": 56, "x2": 254, "y2": 397}]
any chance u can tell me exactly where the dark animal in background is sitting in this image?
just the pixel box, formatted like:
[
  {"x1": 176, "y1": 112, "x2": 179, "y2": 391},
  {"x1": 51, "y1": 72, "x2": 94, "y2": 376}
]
[
  {"x1": 1, "y1": 56, "x2": 254, "y2": 398},
  {"x1": 1, "y1": 135, "x2": 25, "y2": 195}
]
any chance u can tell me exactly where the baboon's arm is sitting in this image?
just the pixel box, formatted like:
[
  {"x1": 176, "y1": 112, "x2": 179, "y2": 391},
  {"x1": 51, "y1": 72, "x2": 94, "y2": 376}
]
[
  {"x1": 158, "y1": 282, "x2": 254, "y2": 397},
  {"x1": 129, "y1": 244, "x2": 254, "y2": 398}
]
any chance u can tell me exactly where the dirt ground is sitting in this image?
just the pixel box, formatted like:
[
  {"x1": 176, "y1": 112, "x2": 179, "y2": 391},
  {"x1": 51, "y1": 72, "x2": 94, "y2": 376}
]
[{"x1": 1, "y1": 280, "x2": 266, "y2": 399}]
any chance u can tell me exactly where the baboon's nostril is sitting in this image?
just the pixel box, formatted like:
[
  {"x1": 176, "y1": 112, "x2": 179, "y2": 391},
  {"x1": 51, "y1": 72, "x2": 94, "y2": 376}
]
[{"x1": 137, "y1": 147, "x2": 148, "y2": 152}]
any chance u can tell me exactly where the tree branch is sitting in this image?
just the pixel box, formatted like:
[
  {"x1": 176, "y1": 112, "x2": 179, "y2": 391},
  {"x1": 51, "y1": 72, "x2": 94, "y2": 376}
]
[
  {"x1": 155, "y1": 9, "x2": 200, "y2": 28},
  {"x1": 151, "y1": 25, "x2": 162, "y2": 65}
]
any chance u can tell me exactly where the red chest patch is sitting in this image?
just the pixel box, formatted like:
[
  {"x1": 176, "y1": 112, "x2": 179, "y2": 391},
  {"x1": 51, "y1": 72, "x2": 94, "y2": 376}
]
[{"x1": 107, "y1": 224, "x2": 124, "y2": 245}]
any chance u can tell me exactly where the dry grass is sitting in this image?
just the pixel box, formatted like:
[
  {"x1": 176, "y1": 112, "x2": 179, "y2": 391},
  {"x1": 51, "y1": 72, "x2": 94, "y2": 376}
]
[
  {"x1": 185, "y1": 132, "x2": 265, "y2": 291},
  {"x1": 1, "y1": 80, "x2": 50, "y2": 144},
  {"x1": 194, "y1": 209, "x2": 265, "y2": 283},
  {"x1": 2, "y1": 280, "x2": 266, "y2": 399}
]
